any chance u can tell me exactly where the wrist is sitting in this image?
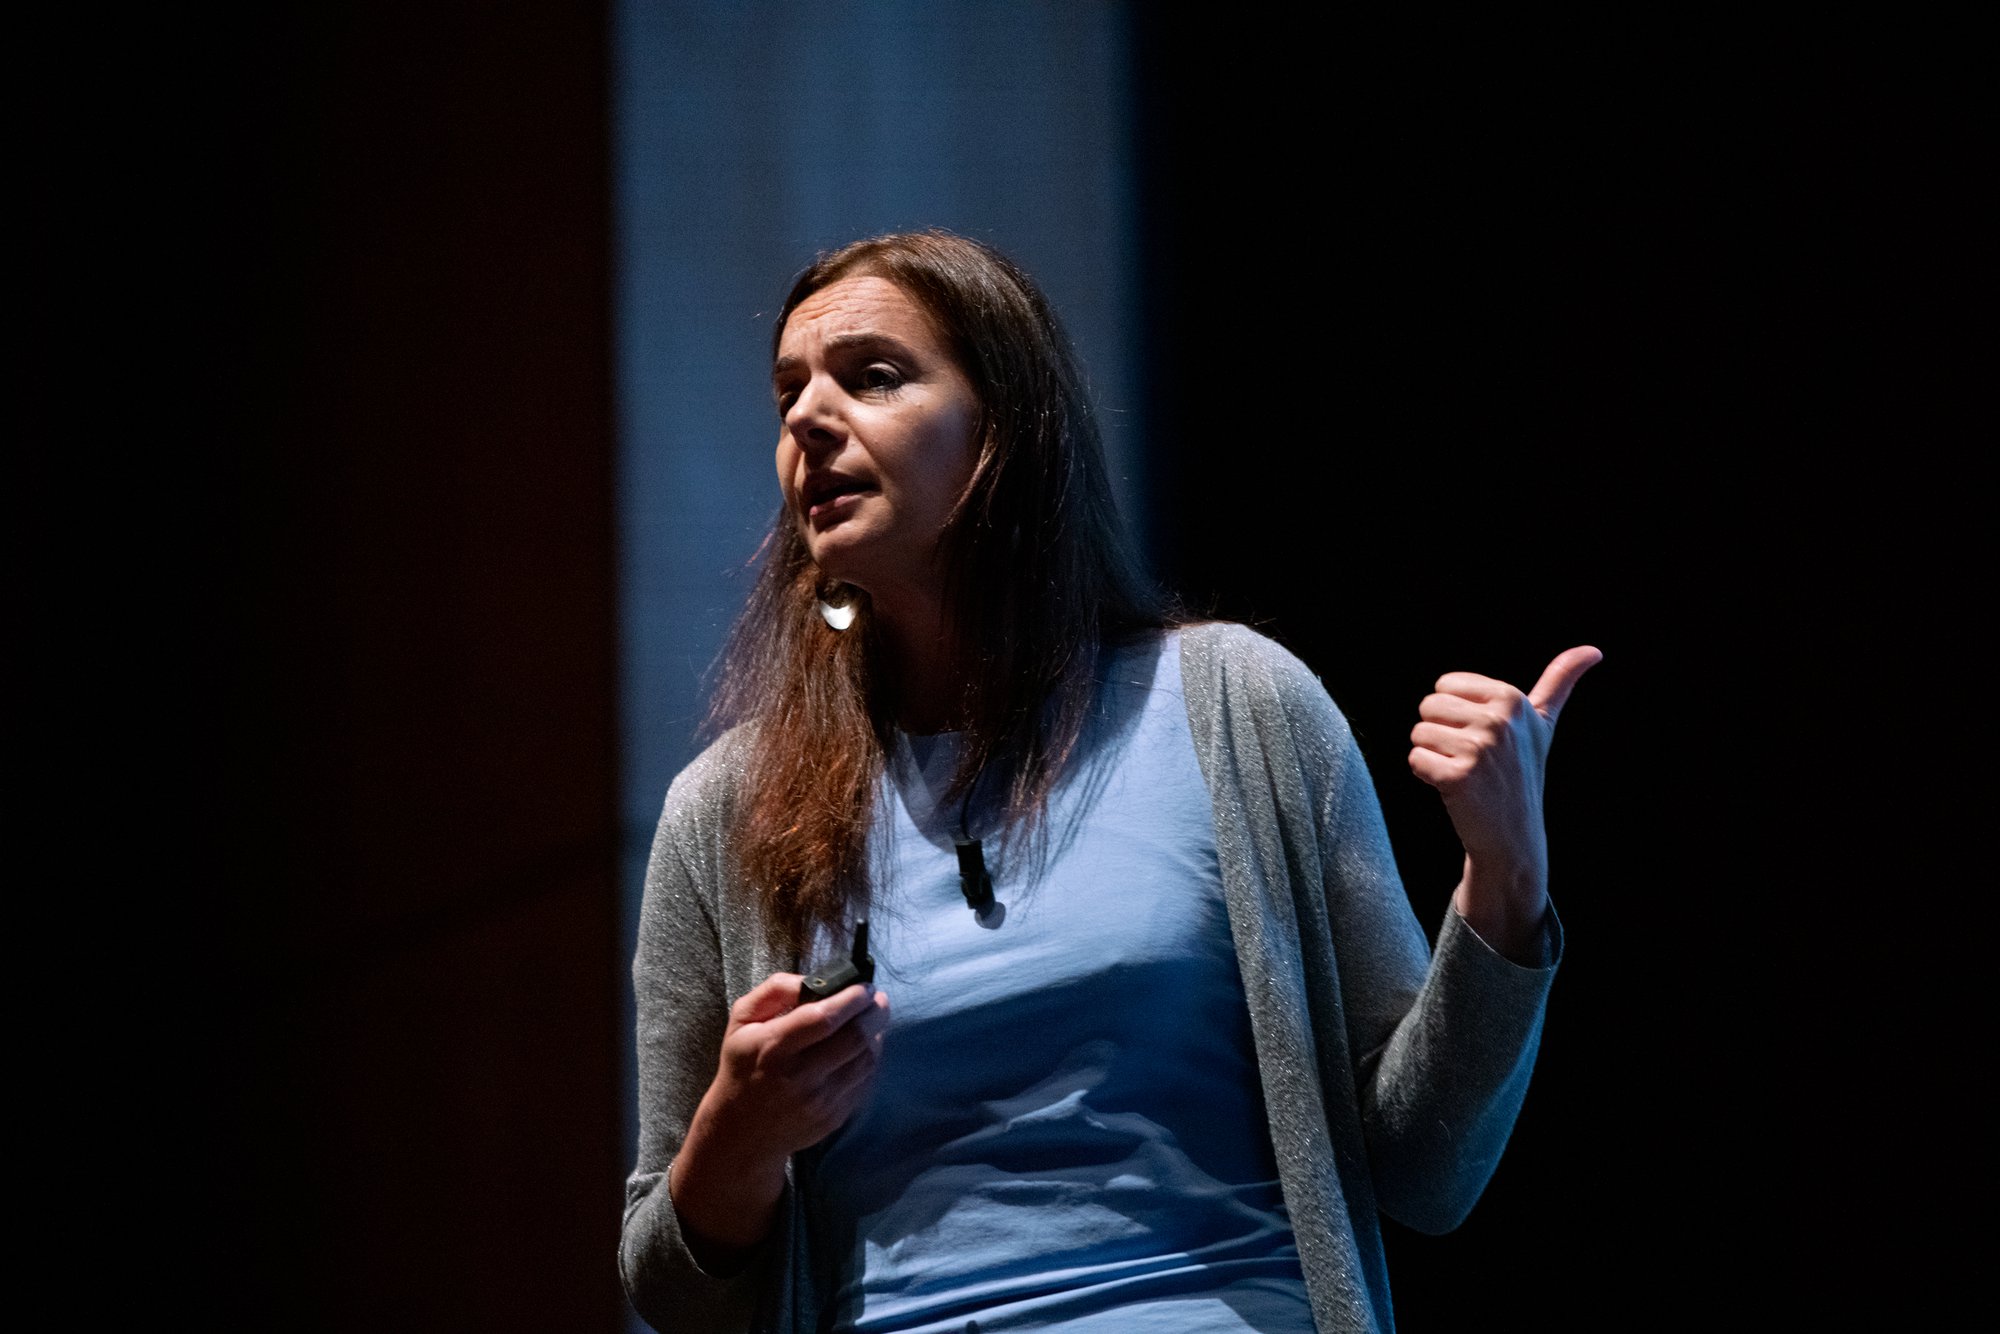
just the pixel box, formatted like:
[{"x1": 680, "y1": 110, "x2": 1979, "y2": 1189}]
[
  {"x1": 1452, "y1": 855, "x2": 1550, "y2": 965},
  {"x1": 672, "y1": 1093, "x2": 790, "y2": 1258}
]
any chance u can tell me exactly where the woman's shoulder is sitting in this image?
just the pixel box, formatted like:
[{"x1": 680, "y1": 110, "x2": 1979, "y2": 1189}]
[
  {"x1": 658, "y1": 722, "x2": 758, "y2": 826},
  {"x1": 1172, "y1": 621, "x2": 1343, "y2": 717},
  {"x1": 1169, "y1": 620, "x2": 1362, "y2": 772},
  {"x1": 1173, "y1": 618, "x2": 1295, "y2": 661},
  {"x1": 1169, "y1": 622, "x2": 1365, "y2": 817}
]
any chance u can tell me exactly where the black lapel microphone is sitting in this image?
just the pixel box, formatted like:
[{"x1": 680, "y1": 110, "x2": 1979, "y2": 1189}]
[
  {"x1": 954, "y1": 763, "x2": 995, "y2": 913},
  {"x1": 954, "y1": 836, "x2": 993, "y2": 912}
]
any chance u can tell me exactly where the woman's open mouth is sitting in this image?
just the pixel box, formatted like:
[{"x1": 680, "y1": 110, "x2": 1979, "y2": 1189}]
[{"x1": 803, "y1": 473, "x2": 874, "y2": 520}]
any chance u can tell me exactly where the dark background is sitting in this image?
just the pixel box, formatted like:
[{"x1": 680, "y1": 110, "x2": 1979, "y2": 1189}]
[
  {"x1": 54, "y1": 8, "x2": 1971, "y2": 1331},
  {"x1": 1132, "y1": 18, "x2": 1975, "y2": 1328}
]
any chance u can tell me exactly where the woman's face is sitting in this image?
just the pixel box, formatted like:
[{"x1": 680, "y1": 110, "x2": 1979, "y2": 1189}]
[{"x1": 773, "y1": 274, "x2": 981, "y2": 614}]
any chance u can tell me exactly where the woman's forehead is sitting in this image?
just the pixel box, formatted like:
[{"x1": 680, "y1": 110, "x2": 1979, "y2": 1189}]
[{"x1": 778, "y1": 275, "x2": 943, "y2": 356}]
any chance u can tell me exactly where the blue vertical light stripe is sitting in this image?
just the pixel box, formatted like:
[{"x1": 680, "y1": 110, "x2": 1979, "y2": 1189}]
[{"x1": 612, "y1": 9, "x2": 1141, "y2": 1314}]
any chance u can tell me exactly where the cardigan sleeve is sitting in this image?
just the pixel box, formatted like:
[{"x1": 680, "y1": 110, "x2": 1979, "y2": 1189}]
[
  {"x1": 1358, "y1": 901, "x2": 1561, "y2": 1233},
  {"x1": 1189, "y1": 622, "x2": 1560, "y2": 1237},
  {"x1": 619, "y1": 750, "x2": 790, "y2": 1333},
  {"x1": 1283, "y1": 652, "x2": 1560, "y2": 1235}
]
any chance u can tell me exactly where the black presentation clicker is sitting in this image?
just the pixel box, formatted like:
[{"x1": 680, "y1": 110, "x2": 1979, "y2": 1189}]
[{"x1": 799, "y1": 920, "x2": 875, "y2": 1003}]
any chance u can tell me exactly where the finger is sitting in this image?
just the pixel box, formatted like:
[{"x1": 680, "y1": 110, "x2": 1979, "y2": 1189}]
[
  {"x1": 1417, "y1": 692, "x2": 1487, "y2": 725},
  {"x1": 829, "y1": 990, "x2": 892, "y2": 1065},
  {"x1": 1528, "y1": 645, "x2": 1604, "y2": 723},
  {"x1": 1433, "y1": 671, "x2": 1514, "y2": 703},
  {"x1": 855, "y1": 990, "x2": 892, "y2": 1042},
  {"x1": 1408, "y1": 747, "x2": 1469, "y2": 790},
  {"x1": 764, "y1": 984, "x2": 878, "y2": 1059},
  {"x1": 730, "y1": 972, "x2": 806, "y2": 1026},
  {"x1": 815, "y1": 1011, "x2": 884, "y2": 1081},
  {"x1": 802, "y1": 993, "x2": 892, "y2": 1090},
  {"x1": 826, "y1": 1038, "x2": 884, "y2": 1103},
  {"x1": 1410, "y1": 720, "x2": 1477, "y2": 757},
  {"x1": 807, "y1": 1045, "x2": 886, "y2": 1139}
]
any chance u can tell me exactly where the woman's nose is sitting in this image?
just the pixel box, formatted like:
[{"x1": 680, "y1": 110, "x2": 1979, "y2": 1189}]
[{"x1": 784, "y1": 379, "x2": 845, "y2": 455}]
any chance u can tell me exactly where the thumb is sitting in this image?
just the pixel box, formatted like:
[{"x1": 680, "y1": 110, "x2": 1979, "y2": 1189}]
[
  {"x1": 732, "y1": 972, "x2": 807, "y2": 1026},
  {"x1": 1528, "y1": 645, "x2": 1604, "y2": 724}
]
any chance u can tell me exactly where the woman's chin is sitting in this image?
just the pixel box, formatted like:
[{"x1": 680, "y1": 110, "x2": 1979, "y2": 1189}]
[{"x1": 804, "y1": 530, "x2": 881, "y2": 590}]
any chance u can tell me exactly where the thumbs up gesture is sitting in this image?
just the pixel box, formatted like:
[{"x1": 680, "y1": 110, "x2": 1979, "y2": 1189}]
[{"x1": 1409, "y1": 646, "x2": 1602, "y2": 961}]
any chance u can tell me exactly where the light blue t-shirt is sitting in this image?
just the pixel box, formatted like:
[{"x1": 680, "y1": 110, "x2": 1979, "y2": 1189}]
[{"x1": 806, "y1": 632, "x2": 1313, "y2": 1334}]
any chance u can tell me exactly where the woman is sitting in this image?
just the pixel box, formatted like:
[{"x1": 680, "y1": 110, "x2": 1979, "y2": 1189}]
[{"x1": 620, "y1": 230, "x2": 1597, "y2": 1334}]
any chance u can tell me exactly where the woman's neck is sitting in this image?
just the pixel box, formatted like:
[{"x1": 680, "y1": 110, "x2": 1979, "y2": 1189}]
[{"x1": 872, "y1": 593, "x2": 964, "y2": 734}]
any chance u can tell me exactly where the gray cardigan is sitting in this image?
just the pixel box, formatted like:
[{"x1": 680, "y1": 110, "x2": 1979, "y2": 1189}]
[{"x1": 621, "y1": 622, "x2": 1561, "y2": 1334}]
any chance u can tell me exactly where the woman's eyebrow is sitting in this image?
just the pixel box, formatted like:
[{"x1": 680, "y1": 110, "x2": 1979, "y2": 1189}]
[{"x1": 772, "y1": 332, "x2": 919, "y2": 380}]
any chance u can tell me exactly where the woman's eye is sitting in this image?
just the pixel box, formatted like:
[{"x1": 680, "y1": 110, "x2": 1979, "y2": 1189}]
[{"x1": 859, "y1": 364, "x2": 904, "y2": 394}]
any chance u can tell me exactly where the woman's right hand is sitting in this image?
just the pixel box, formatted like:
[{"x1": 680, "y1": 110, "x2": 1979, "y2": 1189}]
[{"x1": 668, "y1": 973, "x2": 891, "y2": 1263}]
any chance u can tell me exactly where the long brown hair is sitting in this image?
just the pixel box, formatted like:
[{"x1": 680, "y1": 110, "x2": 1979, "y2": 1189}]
[{"x1": 707, "y1": 230, "x2": 1169, "y2": 957}]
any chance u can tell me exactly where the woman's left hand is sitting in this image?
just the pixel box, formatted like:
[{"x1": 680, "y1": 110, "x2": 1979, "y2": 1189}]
[{"x1": 1409, "y1": 645, "x2": 1602, "y2": 962}]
